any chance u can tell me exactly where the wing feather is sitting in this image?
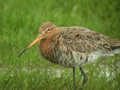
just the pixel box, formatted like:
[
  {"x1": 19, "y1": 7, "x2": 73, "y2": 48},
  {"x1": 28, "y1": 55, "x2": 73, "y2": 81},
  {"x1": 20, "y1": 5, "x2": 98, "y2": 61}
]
[{"x1": 55, "y1": 27, "x2": 112, "y2": 53}]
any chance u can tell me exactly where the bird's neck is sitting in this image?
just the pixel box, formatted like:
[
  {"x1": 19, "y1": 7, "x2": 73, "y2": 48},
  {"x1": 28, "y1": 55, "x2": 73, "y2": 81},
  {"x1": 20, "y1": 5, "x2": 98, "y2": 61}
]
[{"x1": 39, "y1": 28, "x2": 60, "y2": 59}]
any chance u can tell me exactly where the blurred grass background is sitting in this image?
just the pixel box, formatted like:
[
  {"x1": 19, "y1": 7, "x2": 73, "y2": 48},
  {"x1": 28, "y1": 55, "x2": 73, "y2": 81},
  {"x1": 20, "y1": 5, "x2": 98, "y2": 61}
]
[{"x1": 0, "y1": 0, "x2": 120, "y2": 90}]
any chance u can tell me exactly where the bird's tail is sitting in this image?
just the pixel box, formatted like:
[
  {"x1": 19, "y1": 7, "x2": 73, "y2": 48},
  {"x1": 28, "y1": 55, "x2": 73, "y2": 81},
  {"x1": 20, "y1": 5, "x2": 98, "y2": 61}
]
[{"x1": 110, "y1": 39, "x2": 120, "y2": 50}]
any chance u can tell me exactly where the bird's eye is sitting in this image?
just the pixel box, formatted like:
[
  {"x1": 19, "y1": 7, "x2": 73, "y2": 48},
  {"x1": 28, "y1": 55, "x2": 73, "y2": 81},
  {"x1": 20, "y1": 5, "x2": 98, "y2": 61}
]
[
  {"x1": 47, "y1": 28, "x2": 50, "y2": 31},
  {"x1": 47, "y1": 28, "x2": 50, "y2": 32}
]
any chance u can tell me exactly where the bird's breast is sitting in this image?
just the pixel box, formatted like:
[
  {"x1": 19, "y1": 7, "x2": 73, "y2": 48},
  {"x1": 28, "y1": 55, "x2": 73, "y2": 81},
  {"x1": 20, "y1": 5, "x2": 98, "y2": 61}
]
[
  {"x1": 39, "y1": 30, "x2": 60, "y2": 61},
  {"x1": 39, "y1": 38, "x2": 53, "y2": 59}
]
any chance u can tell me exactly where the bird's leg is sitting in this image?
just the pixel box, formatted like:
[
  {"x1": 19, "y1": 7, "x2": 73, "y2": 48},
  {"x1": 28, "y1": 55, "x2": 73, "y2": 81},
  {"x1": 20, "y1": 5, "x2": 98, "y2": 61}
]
[
  {"x1": 79, "y1": 67, "x2": 88, "y2": 87},
  {"x1": 73, "y1": 67, "x2": 76, "y2": 90}
]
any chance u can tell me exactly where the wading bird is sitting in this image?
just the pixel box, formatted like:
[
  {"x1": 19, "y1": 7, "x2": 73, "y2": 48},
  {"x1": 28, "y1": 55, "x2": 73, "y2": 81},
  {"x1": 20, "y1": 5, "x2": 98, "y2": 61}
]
[{"x1": 18, "y1": 22, "x2": 120, "y2": 90}]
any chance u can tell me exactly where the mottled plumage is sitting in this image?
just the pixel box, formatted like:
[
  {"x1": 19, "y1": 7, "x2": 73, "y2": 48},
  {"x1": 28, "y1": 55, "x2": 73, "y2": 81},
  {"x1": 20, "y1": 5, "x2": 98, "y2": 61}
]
[
  {"x1": 39, "y1": 23, "x2": 120, "y2": 67},
  {"x1": 18, "y1": 22, "x2": 120, "y2": 90}
]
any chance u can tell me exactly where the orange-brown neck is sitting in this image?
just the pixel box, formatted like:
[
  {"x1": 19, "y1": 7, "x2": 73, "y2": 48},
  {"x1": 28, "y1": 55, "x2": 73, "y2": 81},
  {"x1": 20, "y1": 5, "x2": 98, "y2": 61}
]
[{"x1": 39, "y1": 28, "x2": 60, "y2": 58}]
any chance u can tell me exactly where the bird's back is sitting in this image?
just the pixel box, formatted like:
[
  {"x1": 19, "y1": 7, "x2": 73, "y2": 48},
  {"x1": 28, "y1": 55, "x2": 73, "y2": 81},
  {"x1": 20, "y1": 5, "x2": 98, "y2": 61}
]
[{"x1": 58, "y1": 27, "x2": 112, "y2": 53}]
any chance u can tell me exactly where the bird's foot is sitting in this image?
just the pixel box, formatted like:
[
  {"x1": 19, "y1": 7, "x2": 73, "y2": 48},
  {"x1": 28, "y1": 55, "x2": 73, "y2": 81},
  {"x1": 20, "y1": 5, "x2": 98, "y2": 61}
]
[{"x1": 82, "y1": 74, "x2": 88, "y2": 86}]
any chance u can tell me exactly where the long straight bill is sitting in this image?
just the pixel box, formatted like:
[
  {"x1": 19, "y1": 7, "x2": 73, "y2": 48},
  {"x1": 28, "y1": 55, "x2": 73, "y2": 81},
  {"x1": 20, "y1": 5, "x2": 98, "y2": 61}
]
[{"x1": 18, "y1": 35, "x2": 43, "y2": 57}]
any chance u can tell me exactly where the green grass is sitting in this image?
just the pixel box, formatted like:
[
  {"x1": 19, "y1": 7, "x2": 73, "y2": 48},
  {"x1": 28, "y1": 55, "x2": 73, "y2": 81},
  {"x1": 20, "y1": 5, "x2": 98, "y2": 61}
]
[{"x1": 0, "y1": 0, "x2": 120, "y2": 90}]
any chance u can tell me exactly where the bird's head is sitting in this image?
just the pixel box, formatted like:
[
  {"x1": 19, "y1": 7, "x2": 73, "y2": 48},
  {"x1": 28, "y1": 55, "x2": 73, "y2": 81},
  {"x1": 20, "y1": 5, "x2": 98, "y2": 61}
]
[
  {"x1": 18, "y1": 22, "x2": 56, "y2": 57},
  {"x1": 39, "y1": 22, "x2": 56, "y2": 36}
]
